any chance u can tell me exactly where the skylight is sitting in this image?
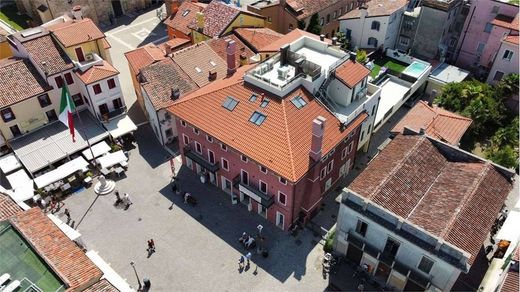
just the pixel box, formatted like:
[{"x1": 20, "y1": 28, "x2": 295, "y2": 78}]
[
  {"x1": 209, "y1": 60, "x2": 217, "y2": 67},
  {"x1": 222, "y1": 96, "x2": 239, "y2": 111},
  {"x1": 182, "y1": 9, "x2": 190, "y2": 17},
  {"x1": 195, "y1": 67, "x2": 202, "y2": 73},
  {"x1": 249, "y1": 111, "x2": 266, "y2": 125},
  {"x1": 291, "y1": 95, "x2": 307, "y2": 109},
  {"x1": 260, "y1": 99, "x2": 269, "y2": 108},
  {"x1": 249, "y1": 94, "x2": 257, "y2": 102}
]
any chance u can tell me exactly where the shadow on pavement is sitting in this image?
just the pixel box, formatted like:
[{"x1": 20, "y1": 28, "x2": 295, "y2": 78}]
[
  {"x1": 134, "y1": 124, "x2": 170, "y2": 169},
  {"x1": 137, "y1": 22, "x2": 167, "y2": 47},
  {"x1": 100, "y1": 4, "x2": 164, "y2": 32},
  {"x1": 158, "y1": 165, "x2": 320, "y2": 283},
  {"x1": 127, "y1": 101, "x2": 147, "y2": 125}
]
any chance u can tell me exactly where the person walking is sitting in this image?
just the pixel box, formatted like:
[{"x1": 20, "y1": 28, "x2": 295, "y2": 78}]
[
  {"x1": 124, "y1": 193, "x2": 132, "y2": 209},
  {"x1": 64, "y1": 209, "x2": 71, "y2": 223},
  {"x1": 238, "y1": 255, "x2": 245, "y2": 269},
  {"x1": 115, "y1": 190, "x2": 122, "y2": 205},
  {"x1": 150, "y1": 239, "x2": 155, "y2": 252},
  {"x1": 147, "y1": 240, "x2": 154, "y2": 256},
  {"x1": 245, "y1": 252, "x2": 252, "y2": 266}
]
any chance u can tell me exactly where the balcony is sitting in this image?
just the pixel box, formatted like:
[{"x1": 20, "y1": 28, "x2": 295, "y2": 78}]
[
  {"x1": 98, "y1": 106, "x2": 127, "y2": 122},
  {"x1": 183, "y1": 145, "x2": 219, "y2": 173},
  {"x1": 73, "y1": 52, "x2": 103, "y2": 73},
  {"x1": 233, "y1": 175, "x2": 274, "y2": 208}
]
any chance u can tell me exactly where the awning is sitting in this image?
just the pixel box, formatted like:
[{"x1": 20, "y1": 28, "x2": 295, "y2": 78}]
[
  {"x1": 496, "y1": 211, "x2": 520, "y2": 242},
  {"x1": 0, "y1": 153, "x2": 22, "y2": 174},
  {"x1": 185, "y1": 148, "x2": 219, "y2": 173},
  {"x1": 103, "y1": 115, "x2": 137, "y2": 139},
  {"x1": 34, "y1": 156, "x2": 89, "y2": 188},
  {"x1": 47, "y1": 214, "x2": 81, "y2": 241},
  {"x1": 6, "y1": 169, "x2": 34, "y2": 202},
  {"x1": 11, "y1": 110, "x2": 108, "y2": 174},
  {"x1": 97, "y1": 150, "x2": 127, "y2": 169},
  {"x1": 82, "y1": 141, "x2": 111, "y2": 160},
  {"x1": 238, "y1": 183, "x2": 274, "y2": 208}
]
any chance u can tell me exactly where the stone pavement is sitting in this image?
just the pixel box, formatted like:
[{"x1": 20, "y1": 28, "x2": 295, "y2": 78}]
[{"x1": 62, "y1": 125, "x2": 344, "y2": 291}]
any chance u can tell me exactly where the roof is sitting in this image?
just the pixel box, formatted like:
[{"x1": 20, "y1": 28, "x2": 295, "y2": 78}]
[
  {"x1": 21, "y1": 34, "x2": 74, "y2": 76},
  {"x1": 339, "y1": 0, "x2": 409, "y2": 20},
  {"x1": 49, "y1": 18, "x2": 105, "y2": 47},
  {"x1": 207, "y1": 35, "x2": 256, "y2": 68},
  {"x1": 285, "y1": 0, "x2": 344, "y2": 20},
  {"x1": 161, "y1": 37, "x2": 191, "y2": 51},
  {"x1": 349, "y1": 134, "x2": 513, "y2": 265},
  {"x1": 492, "y1": 13, "x2": 520, "y2": 31},
  {"x1": 429, "y1": 62, "x2": 470, "y2": 83},
  {"x1": 171, "y1": 42, "x2": 228, "y2": 87},
  {"x1": 0, "y1": 193, "x2": 22, "y2": 221},
  {"x1": 124, "y1": 44, "x2": 166, "y2": 74},
  {"x1": 164, "y1": 1, "x2": 205, "y2": 35},
  {"x1": 141, "y1": 58, "x2": 199, "y2": 110},
  {"x1": 10, "y1": 208, "x2": 103, "y2": 290},
  {"x1": 0, "y1": 58, "x2": 51, "y2": 108},
  {"x1": 259, "y1": 29, "x2": 332, "y2": 52},
  {"x1": 392, "y1": 101, "x2": 472, "y2": 145},
  {"x1": 75, "y1": 60, "x2": 119, "y2": 84},
  {"x1": 101, "y1": 38, "x2": 111, "y2": 49},
  {"x1": 83, "y1": 279, "x2": 119, "y2": 292},
  {"x1": 233, "y1": 27, "x2": 284, "y2": 52},
  {"x1": 500, "y1": 248, "x2": 519, "y2": 292},
  {"x1": 504, "y1": 35, "x2": 519, "y2": 45},
  {"x1": 334, "y1": 59, "x2": 371, "y2": 88},
  {"x1": 169, "y1": 72, "x2": 367, "y2": 182}
]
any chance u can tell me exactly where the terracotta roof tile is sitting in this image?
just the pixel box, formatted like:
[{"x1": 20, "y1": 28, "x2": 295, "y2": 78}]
[
  {"x1": 504, "y1": 35, "x2": 519, "y2": 45},
  {"x1": 101, "y1": 38, "x2": 111, "y2": 49},
  {"x1": 164, "y1": 1, "x2": 204, "y2": 35},
  {"x1": 233, "y1": 27, "x2": 284, "y2": 52},
  {"x1": 392, "y1": 101, "x2": 472, "y2": 145},
  {"x1": 11, "y1": 208, "x2": 103, "y2": 290},
  {"x1": 286, "y1": 0, "x2": 345, "y2": 20},
  {"x1": 500, "y1": 248, "x2": 519, "y2": 292},
  {"x1": 207, "y1": 35, "x2": 256, "y2": 68},
  {"x1": 141, "y1": 58, "x2": 199, "y2": 110},
  {"x1": 21, "y1": 34, "x2": 74, "y2": 76},
  {"x1": 83, "y1": 279, "x2": 119, "y2": 292},
  {"x1": 334, "y1": 59, "x2": 371, "y2": 88},
  {"x1": 75, "y1": 60, "x2": 119, "y2": 84},
  {"x1": 0, "y1": 193, "x2": 22, "y2": 221},
  {"x1": 49, "y1": 18, "x2": 105, "y2": 47},
  {"x1": 492, "y1": 13, "x2": 520, "y2": 31},
  {"x1": 260, "y1": 29, "x2": 332, "y2": 52},
  {"x1": 171, "y1": 42, "x2": 227, "y2": 87},
  {"x1": 124, "y1": 44, "x2": 166, "y2": 74},
  {"x1": 170, "y1": 73, "x2": 367, "y2": 181},
  {"x1": 0, "y1": 58, "x2": 51, "y2": 108},
  {"x1": 349, "y1": 135, "x2": 513, "y2": 265},
  {"x1": 339, "y1": 0, "x2": 408, "y2": 19},
  {"x1": 162, "y1": 37, "x2": 191, "y2": 50}
]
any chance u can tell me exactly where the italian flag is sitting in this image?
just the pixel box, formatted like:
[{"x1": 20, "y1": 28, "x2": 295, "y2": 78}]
[{"x1": 59, "y1": 83, "x2": 76, "y2": 142}]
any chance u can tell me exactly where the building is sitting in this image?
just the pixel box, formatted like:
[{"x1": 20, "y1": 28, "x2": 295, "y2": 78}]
[
  {"x1": 169, "y1": 35, "x2": 370, "y2": 230},
  {"x1": 247, "y1": 0, "x2": 358, "y2": 37},
  {"x1": 486, "y1": 16, "x2": 519, "y2": 84},
  {"x1": 391, "y1": 101, "x2": 472, "y2": 146},
  {"x1": 338, "y1": 0, "x2": 408, "y2": 51},
  {"x1": 163, "y1": 1, "x2": 206, "y2": 42},
  {"x1": 233, "y1": 27, "x2": 284, "y2": 54},
  {"x1": 455, "y1": 0, "x2": 518, "y2": 77},
  {"x1": 15, "y1": 0, "x2": 152, "y2": 25},
  {"x1": 188, "y1": 1, "x2": 265, "y2": 44},
  {"x1": 334, "y1": 132, "x2": 514, "y2": 291},
  {"x1": 0, "y1": 192, "x2": 128, "y2": 291},
  {"x1": 0, "y1": 27, "x2": 13, "y2": 60},
  {"x1": 425, "y1": 62, "x2": 469, "y2": 96},
  {"x1": 395, "y1": 6, "x2": 420, "y2": 53}
]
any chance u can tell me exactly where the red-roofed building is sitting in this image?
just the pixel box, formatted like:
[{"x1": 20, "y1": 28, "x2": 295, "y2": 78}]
[
  {"x1": 334, "y1": 133, "x2": 514, "y2": 291},
  {"x1": 164, "y1": 1, "x2": 205, "y2": 41}
]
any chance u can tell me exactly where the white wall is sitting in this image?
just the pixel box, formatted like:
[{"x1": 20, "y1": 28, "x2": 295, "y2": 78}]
[
  {"x1": 86, "y1": 76, "x2": 124, "y2": 119},
  {"x1": 141, "y1": 87, "x2": 161, "y2": 144},
  {"x1": 328, "y1": 78, "x2": 354, "y2": 106},
  {"x1": 487, "y1": 41, "x2": 519, "y2": 84}
]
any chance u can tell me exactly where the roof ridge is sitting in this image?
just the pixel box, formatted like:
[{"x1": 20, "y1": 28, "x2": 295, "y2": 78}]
[
  {"x1": 172, "y1": 79, "x2": 243, "y2": 106},
  {"x1": 436, "y1": 112, "x2": 473, "y2": 121},
  {"x1": 439, "y1": 163, "x2": 490, "y2": 239},
  {"x1": 281, "y1": 99, "x2": 297, "y2": 181}
]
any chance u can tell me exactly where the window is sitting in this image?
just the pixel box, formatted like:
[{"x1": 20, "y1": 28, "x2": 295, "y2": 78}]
[
  {"x1": 403, "y1": 20, "x2": 413, "y2": 30},
  {"x1": 267, "y1": 16, "x2": 272, "y2": 23},
  {"x1": 183, "y1": 134, "x2": 190, "y2": 147},
  {"x1": 320, "y1": 167, "x2": 327, "y2": 180},
  {"x1": 249, "y1": 111, "x2": 266, "y2": 125},
  {"x1": 208, "y1": 150, "x2": 215, "y2": 164},
  {"x1": 112, "y1": 97, "x2": 123, "y2": 109},
  {"x1": 341, "y1": 148, "x2": 348, "y2": 159},
  {"x1": 1, "y1": 108, "x2": 15, "y2": 122},
  {"x1": 355, "y1": 219, "x2": 368, "y2": 237},
  {"x1": 222, "y1": 158, "x2": 229, "y2": 171},
  {"x1": 278, "y1": 191, "x2": 287, "y2": 205},
  {"x1": 107, "y1": 78, "x2": 116, "y2": 89},
  {"x1": 339, "y1": 8, "x2": 343, "y2": 15},
  {"x1": 383, "y1": 238, "x2": 400, "y2": 260},
  {"x1": 37, "y1": 94, "x2": 51, "y2": 108},
  {"x1": 181, "y1": 120, "x2": 187, "y2": 127},
  {"x1": 493, "y1": 71, "x2": 504, "y2": 81},
  {"x1": 241, "y1": 170, "x2": 249, "y2": 185},
  {"x1": 477, "y1": 43, "x2": 485, "y2": 55},
  {"x1": 320, "y1": 17, "x2": 324, "y2": 26},
  {"x1": 46, "y1": 109, "x2": 57, "y2": 121},
  {"x1": 259, "y1": 180, "x2": 267, "y2": 193},
  {"x1": 64, "y1": 72, "x2": 74, "y2": 85},
  {"x1": 206, "y1": 135, "x2": 213, "y2": 143},
  {"x1": 484, "y1": 22, "x2": 493, "y2": 33},
  {"x1": 195, "y1": 141, "x2": 202, "y2": 154},
  {"x1": 371, "y1": 21, "x2": 380, "y2": 31},
  {"x1": 418, "y1": 256, "x2": 434, "y2": 274},
  {"x1": 165, "y1": 128, "x2": 173, "y2": 137},
  {"x1": 327, "y1": 160, "x2": 334, "y2": 173},
  {"x1": 326, "y1": 14, "x2": 330, "y2": 24},
  {"x1": 55, "y1": 76, "x2": 64, "y2": 88},
  {"x1": 193, "y1": 128, "x2": 199, "y2": 135},
  {"x1": 491, "y1": 5, "x2": 499, "y2": 13},
  {"x1": 93, "y1": 84, "x2": 102, "y2": 94},
  {"x1": 279, "y1": 177, "x2": 287, "y2": 185},
  {"x1": 182, "y1": 9, "x2": 190, "y2": 17},
  {"x1": 75, "y1": 47, "x2": 85, "y2": 62},
  {"x1": 291, "y1": 95, "x2": 307, "y2": 109},
  {"x1": 368, "y1": 37, "x2": 378, "y2": 47},
  {"x1": 10, "y1": 125, "x2": 21, "y2": 137},
  {"x1": 360, "y1": 131, "x2": 365, "y2": 141},
  {"x1": 249, "y1": 94, "x2": 257, "y2": 102},
  {"x1": 347, "y1": 142, "x2": 354, "y2": 154},
  {"x1": 399, "y1": 36, "x2": 410, "y2": 46},
  {"x1": 72, "y1": 94, "x2": 84, "y2": 106},
  {"x1": 371, "y1": 105, "x2": 376, "y2": 116},
  {"x1": 241, "y1": 155, "x2": 248, "y2": 163},
  {"x1": 502, "y1": 50, "x2": 514, "y2": 61},
  {"x1": 222, "y1": 96, "x2": 239, "y2": 111},
  {"x1": 333, "y1": 11, "x2": 337, "y2": 19},
  {"x1": 259, "y1": 165, "x2": 267, "y2": 174},
  {"x1": 221, "y1": 143, "x2": 227, "y2": 151},
  {"x1": 260, "y1": 99, "x2": 269, "y2": 108}
]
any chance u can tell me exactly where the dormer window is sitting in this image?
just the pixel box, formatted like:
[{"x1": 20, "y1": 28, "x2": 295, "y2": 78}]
[{"x1": 182, "y1": 9, "x2": 190, "y2": 17}]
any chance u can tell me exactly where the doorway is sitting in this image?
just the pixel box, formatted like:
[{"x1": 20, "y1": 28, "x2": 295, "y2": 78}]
[
  {"x1": 209, "y1": 172, "x2": 217, "y2": 186},
  {"x1": 98, "y1": 103, "x2": 109, "y2": 117},
  {"x1": 276, "y1": 211, "x2": 284, "y2": 229},
  {"x1": 75, "y1": 47, "x2": 85, "y2": 62},
  {"x1": 112, "y1": 0, "x2": 124, "y2": 17}
]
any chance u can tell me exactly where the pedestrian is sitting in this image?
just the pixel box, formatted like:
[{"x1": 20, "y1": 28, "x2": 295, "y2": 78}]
[
  {"x1": 238, "y1": 255, "x2": 245, "y2": 269},
  {"x1": 40, "y1": 198, "x2": 47, "y2": 212},
  {"x1": 147, "y1": 240, "x2": 153, "y2": 255},
  {"x1": 124, "y1": 193, "x2": 132, "y2": 209},
  {"x1": 49, "y1": 198, "x2": 56, "y2": 213},
  {"x1": 150, "y1": 239, "x2": 155, "y2": 252},
  {"x1": 64, "y1": 209, "x2": 71, "y2": 223},
  {"x1": 115, "y1": 190, "x2": 122, "y2": 205},
  {"x1": 245, "y1": 252, "x2": 252, "y2": 266}
]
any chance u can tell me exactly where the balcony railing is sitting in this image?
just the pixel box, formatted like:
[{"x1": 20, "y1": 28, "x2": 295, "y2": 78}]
[
  {"x1": 183, "y1": 145, "x2": 219, "y2": 173},
  {"x1": 233, "y1": 175, "x2": 274, "y2": 208},
  {"x1": 98, "y1": 106, "x2": 127, "y2": 122},
  {"x1": 73, "y1": 52, "x2": 103, "y2": 72}
]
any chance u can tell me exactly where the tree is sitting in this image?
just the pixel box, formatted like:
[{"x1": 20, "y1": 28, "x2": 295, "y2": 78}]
[
  {"x1": 484, "y1": 117, "x2": 519, "y2": 169},
  {"x1": 495, "y1": 73, "x2": 519, "y2": 100},
  {"x1": 306, "y1": 13, "x2": 321, "y2": 35},
  {"x1": 485, "y1": 145, "x2": 519, "y2": 169},
  {"x1": 336, "y1": 31, "x2": 350, "y2": 51},
  {"x1": 297, "y1": 20, "x2": 306, "y2": 30},
  {"x1": 356, "y1": 50, "x2": 368, "y2": 64}
]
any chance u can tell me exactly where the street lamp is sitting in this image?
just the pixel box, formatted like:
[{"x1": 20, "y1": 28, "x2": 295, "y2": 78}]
[{"x1": 130, "y1": 261, "x2": 142, "y2": 290}]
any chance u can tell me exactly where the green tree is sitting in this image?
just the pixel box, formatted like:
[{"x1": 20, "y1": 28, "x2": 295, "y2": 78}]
[
  {"x1": 336, "y1": 31, "x2": 350, "y2": 51},
  {"x1": 484, "y1": 117, "x2": 519, "y2": 169},
  {"x1": 496, "y1": 73, "x2": 519, "y2": 99},
  {"x1": 356, "y1": 50, "x2": 368, "y2": 64},
  {"x1": 306, "y1": 13, "x2": 321, "y2": 35},
  {"x1": 485, "y1": 145, "x2": 519, "y2": 169},
  {"x1": 297, "y1": 20, "x2": 306, "y2": 30}
]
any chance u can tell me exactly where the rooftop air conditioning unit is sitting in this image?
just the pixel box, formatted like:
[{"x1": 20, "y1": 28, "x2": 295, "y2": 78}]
[
  {"x1": 265, "y1": 59, "x2": 275, "y2": 70},
  {"x1": 278, "y1": 66, "x2": 290, "y2": 79},
  {"x1": 85, "y1": 53, "x2": 94, "y2": 61}
]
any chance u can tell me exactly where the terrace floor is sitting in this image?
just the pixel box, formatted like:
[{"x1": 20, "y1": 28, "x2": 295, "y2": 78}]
[{"x1": 370, "y1": 57, "x2": 408, "y2": 78}]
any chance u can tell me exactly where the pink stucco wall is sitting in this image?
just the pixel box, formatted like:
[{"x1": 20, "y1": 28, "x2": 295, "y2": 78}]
[{"x1": 456, "y1": 0, "x2": 518, "y2": 70}]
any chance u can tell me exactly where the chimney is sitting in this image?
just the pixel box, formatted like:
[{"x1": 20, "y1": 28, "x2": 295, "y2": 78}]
[
  {"x1": 196, "y1": 12, "x2": 205, "y2": 32},
  {"x1": 428, "y1": 89, "x2": 438, "y2": 106},
  {"x1": 171, "y1": 0, "x2": 180, "y2": 16},
  {"x1": 419, "y1": 128, "x2": 426, "y2": 134},
  {"x1": 171, "y1": 87, "x2": 181, "y2": 100},
  {"x1": 332, "y1": 37, "x2": 337, "y2": 45},
  {"x1": 71, "y1": 5, "x2": 83, "y2": 20},
  {"x1": 310, "y1": 116, "x2": 326, "y2": 161},
  {"x1": 280, "y1": 44, "x2": 290, "y2": 66},
  {"x1": 226, "y1": 39, "x2": 237, "y2": 75},
  {"x1": 320, "y1": 34, "x2": 325, "y2": 41},
  {"x1": 349, "y1": 53, "x2": 356, "y2": 62},
  {"x1": 208, "y1": 69, "x2": 217, "y2": 81},
  {"x1": 164, "y1": 44, "x2": 173, "y2": 56}
]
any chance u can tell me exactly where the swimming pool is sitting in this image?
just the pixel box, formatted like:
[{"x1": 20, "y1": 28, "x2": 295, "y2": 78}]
[{"x1": 402, "y1": 61, "x2": 429, "y2": 78}]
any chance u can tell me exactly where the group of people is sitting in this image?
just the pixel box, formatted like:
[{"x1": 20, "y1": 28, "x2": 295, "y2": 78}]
[
  {"x1": 238, "y1": 232, "x2": 256, "y2": 249},
  {"x1": 39, "y1": 197, "x2": 64, "y2": 214},
  {"x1": 114, "y1": 190, "x2": 133, "y2": 209},
  {"x1": 238, "y1": 252, "x2": 252, "y2": 269}
]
